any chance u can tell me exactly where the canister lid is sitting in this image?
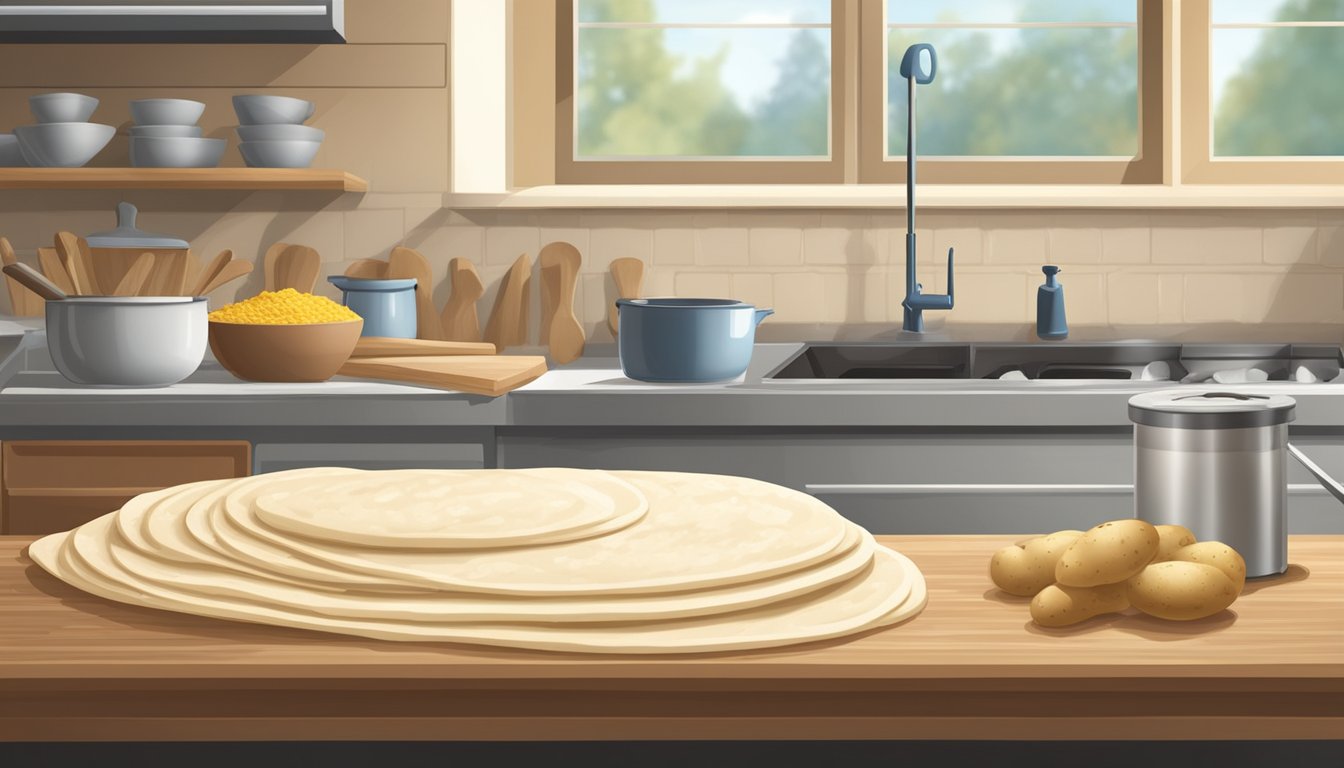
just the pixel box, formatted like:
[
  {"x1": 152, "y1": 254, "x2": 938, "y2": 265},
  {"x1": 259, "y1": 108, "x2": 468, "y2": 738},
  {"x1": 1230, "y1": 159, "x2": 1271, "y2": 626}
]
[{"x1": 1128, "y1": 389, "x2": 1296, "y2": 429}]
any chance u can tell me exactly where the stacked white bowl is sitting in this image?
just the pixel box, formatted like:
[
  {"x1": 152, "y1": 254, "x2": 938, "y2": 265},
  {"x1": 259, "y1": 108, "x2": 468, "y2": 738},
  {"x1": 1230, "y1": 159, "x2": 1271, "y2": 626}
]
[
  {"x1": 14, "y1": 93, "x2": 115, "y2": 167},
  {"x1": 129, "y1": 99, "x2": 225, "y2": 168},
  {"x1": 233, "y1": 95, "x2": 324, "y2": 168}
]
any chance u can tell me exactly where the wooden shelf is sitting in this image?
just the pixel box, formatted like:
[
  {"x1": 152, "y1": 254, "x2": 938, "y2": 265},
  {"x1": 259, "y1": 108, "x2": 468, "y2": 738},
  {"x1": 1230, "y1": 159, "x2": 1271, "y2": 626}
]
[{"x1": 0, "y1": 168, "x2": 368, "y2": 192}]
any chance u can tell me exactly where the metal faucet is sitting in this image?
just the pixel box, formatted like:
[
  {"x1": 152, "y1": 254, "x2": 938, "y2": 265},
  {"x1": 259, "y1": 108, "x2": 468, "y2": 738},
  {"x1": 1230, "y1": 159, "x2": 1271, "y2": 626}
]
[{"x1": 900, "y1": 43, "x2": 954, "y2": 333}]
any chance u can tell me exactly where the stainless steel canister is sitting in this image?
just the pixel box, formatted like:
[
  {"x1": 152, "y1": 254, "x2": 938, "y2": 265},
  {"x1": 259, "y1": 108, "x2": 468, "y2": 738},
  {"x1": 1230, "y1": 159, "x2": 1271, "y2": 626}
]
[{"x1": 1128, "y1": 390, "x2": 1297, "y2": 578}]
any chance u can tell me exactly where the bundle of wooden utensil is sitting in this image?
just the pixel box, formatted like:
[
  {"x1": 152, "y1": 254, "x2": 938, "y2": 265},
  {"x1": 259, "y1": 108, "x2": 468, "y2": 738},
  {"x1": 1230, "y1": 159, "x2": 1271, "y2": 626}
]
[
  {"x1": 1, "y1": 232, "x2": 253, "y2": 315},
  {"x1": 344, "y1": 242, "x2": 645, "y2": 365}
]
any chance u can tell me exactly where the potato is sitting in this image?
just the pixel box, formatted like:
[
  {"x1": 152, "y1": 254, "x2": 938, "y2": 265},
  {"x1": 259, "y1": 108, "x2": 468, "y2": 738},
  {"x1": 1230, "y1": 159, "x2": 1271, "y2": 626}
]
[
  {"x1": 1126, "y1": 561, "x2": 1239, "y2": 621},
  {"x1": 990, "y1": 530, "x2": 1083, "y2": 596},
  {"x1": 1153, "y1": 524, "x2": 1198, "y2": 562},
  {"x1": 1014, "y1": 529, "x2": 1083, "y2": 548},
  {"x1": 1055, "y1": 519, "x2": 1160, "y2": 587},
  {"x1": 1030, "y1": 582, "x2": 1130, "y2": 627},
  {"x1": 1170, "y1": 541, "x2": 1247, "y2": 595}
]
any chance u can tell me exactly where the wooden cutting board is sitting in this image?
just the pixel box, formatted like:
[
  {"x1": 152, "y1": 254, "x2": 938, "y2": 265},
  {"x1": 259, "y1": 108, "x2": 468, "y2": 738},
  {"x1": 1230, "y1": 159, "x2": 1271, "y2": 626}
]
[
  {"x1": 351, "y1": 337, "x2": 496, "y2": 358},
  {"x1": 338, "y1": 355, "x2": 547, "y2": 397}
]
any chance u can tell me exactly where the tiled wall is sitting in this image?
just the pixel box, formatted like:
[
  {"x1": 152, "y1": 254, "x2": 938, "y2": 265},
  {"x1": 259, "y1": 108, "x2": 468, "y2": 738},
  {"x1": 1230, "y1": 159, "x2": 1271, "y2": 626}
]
[{"x1": 5, "y1": 199, "x2": 1344, "y2": 343}]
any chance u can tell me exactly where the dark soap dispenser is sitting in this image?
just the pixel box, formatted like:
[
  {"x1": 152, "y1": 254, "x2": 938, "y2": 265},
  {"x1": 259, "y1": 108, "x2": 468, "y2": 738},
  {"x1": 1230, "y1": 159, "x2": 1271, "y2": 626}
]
[{"x1": 1036, "y1": 265, "x2": 1068, "y2": 340}]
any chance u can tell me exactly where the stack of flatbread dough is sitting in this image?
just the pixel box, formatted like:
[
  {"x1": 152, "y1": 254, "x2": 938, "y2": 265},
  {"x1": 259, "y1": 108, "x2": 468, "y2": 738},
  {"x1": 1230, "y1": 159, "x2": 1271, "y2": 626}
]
[{"x1": 28, "y1": 468, "x2": 926, "y2": 654}]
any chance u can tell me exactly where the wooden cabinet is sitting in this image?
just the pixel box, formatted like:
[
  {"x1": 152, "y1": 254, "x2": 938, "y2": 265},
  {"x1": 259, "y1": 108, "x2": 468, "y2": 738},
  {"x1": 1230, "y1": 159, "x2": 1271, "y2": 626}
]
[{"x1": 1, "y1": 441, "x2": 251, "y2": 535}]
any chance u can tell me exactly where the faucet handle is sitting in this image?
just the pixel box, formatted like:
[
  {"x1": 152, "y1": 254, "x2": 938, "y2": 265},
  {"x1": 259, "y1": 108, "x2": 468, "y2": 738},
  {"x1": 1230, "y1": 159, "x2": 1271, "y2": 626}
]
[{"x1": 944, "y1": 247, "x2": 955, "y2": 308}]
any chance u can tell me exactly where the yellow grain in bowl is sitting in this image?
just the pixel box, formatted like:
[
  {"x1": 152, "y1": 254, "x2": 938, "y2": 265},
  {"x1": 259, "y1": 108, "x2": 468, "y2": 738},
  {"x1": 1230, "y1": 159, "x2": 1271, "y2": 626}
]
[{"x1": 209, "y1": 288, "x2": 360, "y2": 325}]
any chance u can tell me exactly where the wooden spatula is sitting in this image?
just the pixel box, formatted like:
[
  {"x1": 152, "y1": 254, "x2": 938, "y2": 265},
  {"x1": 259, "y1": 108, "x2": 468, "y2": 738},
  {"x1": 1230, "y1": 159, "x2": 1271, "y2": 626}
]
[
  {"x1": 608, "y1": 257, "x2": 645, "y2": 337},
  {"x1": 539, "y1": 242, "x2": 584, "y2": 364},
  {"x1": 189, "y1": 249, "x2": 233, "y2": 298},
  {"x1": 196, "y1": 260, "x2": 254, "y2": 297},
  {"x1": 440, "y1": 258, "x2": 484, "y2": 342},
  {"x1": 483, "y1": 253, "x2": 531, "y2": 351},
  {"x1": 37, "y1": 247, "x2": 75, "y2": 295},
  {"x1": 1, "y1": 238, "x2": 41, "y2": 316},
  {"x1": 387, "y1": 245, "x2": 444, "y2": 341},
  {"x1": 338, "y1": 355, "x2": 547, "y2": 397},
  {"x1": 54, "y1": 231, "x2": 90, "y2": 295},
  {"x1": 262, "y1": 242, "x2": 289, "y2": 292},
  {"x1": 345, "y1": 258, "x2": 388, "y2": 279},
  {"x1": 272, "y1": 244, "x2": 321, "y2": 293},
  {"x1": 112, "y1": 253, "x2": 155, "y2": 296}
]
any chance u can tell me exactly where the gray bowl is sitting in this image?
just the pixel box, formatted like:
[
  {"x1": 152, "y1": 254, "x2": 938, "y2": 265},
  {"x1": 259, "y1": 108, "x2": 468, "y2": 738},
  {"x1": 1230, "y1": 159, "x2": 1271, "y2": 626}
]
[
  {"x1": 46, "y1": 297, "x2": 207, "y2": 387},
  {"x1": 0, "y1": 134, "x2": 26, "y2": 167},
  {"x1": 130, "y1": 136, "x2": 227, "y2": 168},
  {"x1": 238, "y1": 139, "x2": 321, "y2": 168},
  {"x1": 232, "y1": 95, "x2": 315, "y2": 125},
  {"x1": 14, "y1": 122, "x2": 115, "y2": 167},
  {"x1": 235, "y1": 123, "x2": 324, "y2": 142},
  {"x1": 29, "y1": 92, "x2": 99, "y2": 123},
  {"x1": 130, "y1": 98, "x2": 205, "y2": 126},
  {"x1": 129, "y1": 124, "x2": 203, "y2": 138}
]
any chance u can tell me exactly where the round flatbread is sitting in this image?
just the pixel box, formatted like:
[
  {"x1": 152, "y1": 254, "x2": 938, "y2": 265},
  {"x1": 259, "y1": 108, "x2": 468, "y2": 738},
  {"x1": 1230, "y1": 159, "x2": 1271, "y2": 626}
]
[
  {"x1": 110, "y1": 517, "x2": 876, "y2": 623},
  {"x1": 34, "y1": 520, "x2": 920, "y2": 655},
  {"x1": 218, "y1": 471, "x2": 851, "y2": 596},
  {"x1": 252, "y1": 467, "x2": 648, "y2": 549}
]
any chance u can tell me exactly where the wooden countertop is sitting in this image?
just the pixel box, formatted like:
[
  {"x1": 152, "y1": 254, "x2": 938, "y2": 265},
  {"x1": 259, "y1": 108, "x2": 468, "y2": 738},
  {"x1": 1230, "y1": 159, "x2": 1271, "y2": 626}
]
[{"x1": 2, "y1": 535, "x2": 1341, "y2": 742}]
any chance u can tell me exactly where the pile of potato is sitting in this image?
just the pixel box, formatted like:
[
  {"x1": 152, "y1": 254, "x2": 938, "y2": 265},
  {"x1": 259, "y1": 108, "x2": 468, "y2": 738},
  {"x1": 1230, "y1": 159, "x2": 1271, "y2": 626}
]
[{"x1": 989, "y1": 520, "x2": 1247, "y2": 627}]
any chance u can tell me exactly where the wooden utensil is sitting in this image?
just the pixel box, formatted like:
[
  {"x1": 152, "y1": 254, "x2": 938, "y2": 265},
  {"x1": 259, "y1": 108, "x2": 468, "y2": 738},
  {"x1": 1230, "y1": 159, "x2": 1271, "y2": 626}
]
[
  {"x1": 387, "y1": 246, "x2": 444, "y2": 341},
  {"x1": 262, "y1": 241, "x2": 290, "y2": 292},
  {"x1": 351, "y1": 337, "x2": 495, "y2": 358},
  {"x1": 195, "y1": 260, "x2": 254, "y2": 297},
  {"x1": 2, "y1": 262, "x2": 67, "y2": 301},
  {"x1": 440, "y1": 258, "x2": 484, "y2": 342},
  {"x1": 539, "y1": 242, "x2": 584, "y2": 364},
  {"x1": 344, "y1": 259, "x2": 388, "y2": 279},
  {"x1": 608, "y1": 257, "x2": 645, "y2": 337},
  {"x1": 483, "y1": 253, "x2": 531, "y2": 351},
  {"x1": 189, "y1": 250, "x2": 233, "y2": 298},
  {"x1": 112, "y1": 253, "x2": 155, "y2": 297},
  {"x1": 0, "y1": 238, "x2": 39, "y2": 316},
  {"x1": 54, "y1": 231, "x2": 90, "y2": 295},
  {"x1": 37, "y1": 247, "x2": 75, "y2": 295},
  {"x1": 338, "y1": 355, "x2": 547, "y2": 397},
  {"x1": 269, "y1": 244, "x2": 321, "y2": 293}
]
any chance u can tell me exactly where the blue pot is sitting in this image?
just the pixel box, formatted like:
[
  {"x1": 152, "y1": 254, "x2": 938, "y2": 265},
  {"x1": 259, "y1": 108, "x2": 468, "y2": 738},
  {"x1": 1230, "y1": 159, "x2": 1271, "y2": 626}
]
[
  {"x1": 327, "y1": 276, "x2": 417, "y2": 338},
  {"x1": 616, "y1": 298, "x2": 774, "y2": 383}
]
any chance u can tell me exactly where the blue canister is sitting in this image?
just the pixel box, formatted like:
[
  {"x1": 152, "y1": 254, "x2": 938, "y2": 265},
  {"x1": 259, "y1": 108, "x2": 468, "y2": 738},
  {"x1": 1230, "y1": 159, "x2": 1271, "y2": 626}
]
[{"x1": 327, "y1": 276, "x2": 418, "y2": 338}]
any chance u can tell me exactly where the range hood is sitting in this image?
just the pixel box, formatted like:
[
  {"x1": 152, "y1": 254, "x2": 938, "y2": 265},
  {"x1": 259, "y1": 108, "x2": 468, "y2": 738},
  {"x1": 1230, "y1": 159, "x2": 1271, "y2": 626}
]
[{"x1": 0, "y1": 1, "x2": 345, "y2": 43}]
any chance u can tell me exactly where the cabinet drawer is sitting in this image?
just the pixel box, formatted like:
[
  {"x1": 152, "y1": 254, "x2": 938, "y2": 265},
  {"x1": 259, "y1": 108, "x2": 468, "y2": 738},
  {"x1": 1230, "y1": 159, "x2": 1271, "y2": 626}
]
[{"x1": 2, "y1": 440, "x2": 251, "y2": 534}]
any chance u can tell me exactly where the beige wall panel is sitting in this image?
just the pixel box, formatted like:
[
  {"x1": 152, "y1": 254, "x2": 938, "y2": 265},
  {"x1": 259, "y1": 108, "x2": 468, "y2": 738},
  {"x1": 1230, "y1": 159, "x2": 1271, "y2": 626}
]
[
  {"x1": 344, "y1": 0, "x2": 450, "y2": 44},
  {"x1": 0, "y1": 45, "x2": 444, "y2": 89}
]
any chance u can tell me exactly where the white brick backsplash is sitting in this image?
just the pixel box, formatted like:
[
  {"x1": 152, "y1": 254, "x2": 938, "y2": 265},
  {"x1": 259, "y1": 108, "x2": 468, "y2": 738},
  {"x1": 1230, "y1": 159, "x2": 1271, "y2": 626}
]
[
  {"x1": 773, "y1": 272, "x2": 824, "y2": 323},
  {"x1": 484, "y1": 226, "x2": 539, "y2": 266},
  {"x1": 1263, "y1": 226, "x2": 1318, "y2": 265},
  {"x1": 1153, "y1": 228, "x2": 1261, "y2": 264},
  {"x1": 1047, "y1": 229, "x2": 1102, "y2": 264},
  {"x1": 1107, "y1": 273, "x2": 1160, "y2": 325},
  {"x1": 1101, "y1": 227, "x2": 1151, "y2": 264},
  {"x1": 675, "y1": 272, "x2": 732, "y2": 298},
  {"x1": 732, "y1": 273, "x2": 773, "y2": 308},
  {"x1": 984, "y1": 227, "x2": 1048, "y2": 265},
  {"x1": 695, "y1": 227, "x2": 749, "y2": 266},
  {"x1": 589, "y1": 227, "x2": 652, "y2": 273},
  {"x1": 653, "y1": 227, "x2": 696, "y2": 265},
  {"x1": 343, "y1": 209, "x2": 404, "y2": 261},
  {"x1": 749, "y1": 225, "x2": 803, "y2": 266}
]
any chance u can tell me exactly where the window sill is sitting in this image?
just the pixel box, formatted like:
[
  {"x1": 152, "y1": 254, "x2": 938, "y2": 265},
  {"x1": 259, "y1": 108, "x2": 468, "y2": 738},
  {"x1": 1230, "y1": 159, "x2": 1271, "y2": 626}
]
[{"x1": 443, "y1": 184, "x2": 1344, "y2": 210}]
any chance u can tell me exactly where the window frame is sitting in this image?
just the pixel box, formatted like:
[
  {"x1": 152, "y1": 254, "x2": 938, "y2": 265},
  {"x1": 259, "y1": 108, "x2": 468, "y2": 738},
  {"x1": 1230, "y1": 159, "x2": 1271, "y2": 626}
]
[
  {"x1": 553, "y1": 0, "x2": 850, "y2": 184},
  {"x1": 1181, "y1": 0, "x2": 1344, "y2": 183},
  {"x1": 856, "y1": 0, "x2": 1165, "y2": 184}
]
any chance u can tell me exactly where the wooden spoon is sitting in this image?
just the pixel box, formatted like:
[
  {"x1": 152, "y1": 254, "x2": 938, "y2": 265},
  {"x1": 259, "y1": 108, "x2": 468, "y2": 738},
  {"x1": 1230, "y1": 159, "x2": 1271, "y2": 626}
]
[
  {"x1": 539, "y1": 241, "x2": 584, "y2": 364},
  {"x1": 2, "y1": 262, "x2": 66, "y2": 301},
  {"x1": 112, "y1": 253, "x2": 155, "y2": 297},
  {"x1": 271, "y1": 244, "x2": 321, "y2": 293},
  {"x1": 196, "y1": 260, "x2": 254, "y2": 297},
  {"x1": 608, "y1": 257, "x2": 645, "y2": 337},
  {"x1": 345, "y1": 258, "x2": 388, "y2": 279},
  {"x1": 483, "y1": 253, "x2": 531, "y2": 351},
  {"x1": 189, "y1": 249, "x2": 233, "y2": 298},
  {"x1": 0, "y1": 238, "x2": 31, "y2": 314},
  {"x1": 37, "y1": 247, "x2": 75, "y2": 295},
  {"x1": 440, "y1": 258, "x2": 484, "y2": 342},
  {"x1": 54, "y1": 231, "x2": 89, "y2": 295},
  {"x1": 262, "y1": 242, "x2": 290, "y2": 291},
  {"x1": 387, "y1": 245, "x2": 444, "y2": 340}
]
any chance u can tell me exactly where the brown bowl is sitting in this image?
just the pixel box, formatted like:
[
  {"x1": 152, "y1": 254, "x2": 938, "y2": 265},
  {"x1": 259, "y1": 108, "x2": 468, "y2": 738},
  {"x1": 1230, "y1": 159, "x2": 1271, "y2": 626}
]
[{"x1": 208, "y1": 319, "x2": 363, "y2": 382}]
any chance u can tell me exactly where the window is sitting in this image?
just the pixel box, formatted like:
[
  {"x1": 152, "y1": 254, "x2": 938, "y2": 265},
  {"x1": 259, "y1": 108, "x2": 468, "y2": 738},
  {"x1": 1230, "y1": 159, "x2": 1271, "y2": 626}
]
[
  {"x1": 1183, "y1": 0, "x2": 1344, "y2": 182},
  {"x1": 556, "y1": 0, "x2": 846, "y2": 182},
  {"x1": 858, "y1": 0, "x2": 1163, "y2": 183}
]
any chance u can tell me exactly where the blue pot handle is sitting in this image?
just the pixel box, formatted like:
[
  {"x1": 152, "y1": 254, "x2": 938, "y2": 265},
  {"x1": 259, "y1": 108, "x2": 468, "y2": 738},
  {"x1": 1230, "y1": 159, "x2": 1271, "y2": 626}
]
[{"x1": 754, "y1": 308, "x2": 775, "y2": 326}]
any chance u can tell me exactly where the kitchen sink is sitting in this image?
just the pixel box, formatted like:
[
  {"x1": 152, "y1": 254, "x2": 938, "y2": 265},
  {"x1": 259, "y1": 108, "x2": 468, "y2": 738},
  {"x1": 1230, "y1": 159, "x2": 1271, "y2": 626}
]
[{"x1": 766, "y1": 342, "x2": 1344, "y2": 383}]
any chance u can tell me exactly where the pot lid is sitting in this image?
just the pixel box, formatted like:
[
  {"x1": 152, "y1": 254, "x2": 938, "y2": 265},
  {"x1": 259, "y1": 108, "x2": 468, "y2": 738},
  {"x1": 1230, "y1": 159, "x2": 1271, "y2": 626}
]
[
  {"x1": 1128, "y1": 389, "x2": 1296, "y2": 429},
  {"x1": 85, "y1": 202, "x2": 188, "y2": 249}
]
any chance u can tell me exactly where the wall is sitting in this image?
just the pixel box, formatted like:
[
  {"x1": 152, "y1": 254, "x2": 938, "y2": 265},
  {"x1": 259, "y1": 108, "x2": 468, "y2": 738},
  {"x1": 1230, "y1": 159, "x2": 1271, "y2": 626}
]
[{"x1": 0, "y1": 1, "x2": 1340, "y2": 344}]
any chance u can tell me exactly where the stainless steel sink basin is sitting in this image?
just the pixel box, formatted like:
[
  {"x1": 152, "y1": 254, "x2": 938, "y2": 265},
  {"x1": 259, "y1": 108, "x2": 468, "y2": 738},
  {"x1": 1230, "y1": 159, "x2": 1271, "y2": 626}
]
[{"x1": 766, "y1": 342, "x2": 1344, "y2": 383}]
